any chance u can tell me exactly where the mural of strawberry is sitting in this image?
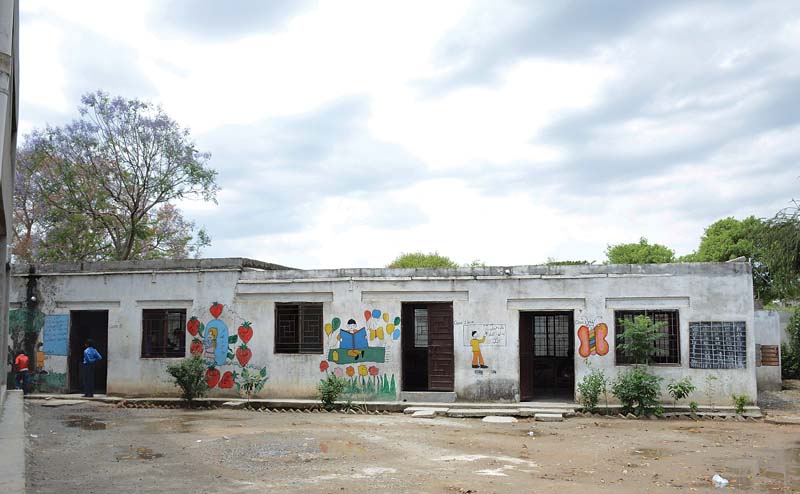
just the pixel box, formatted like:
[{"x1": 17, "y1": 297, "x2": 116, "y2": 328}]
[
  {"x1": 219, "y1": 371, "x2": 235, "y2": 388},
  {"x1": 189, "y1": 339, "x2": 203, "y2": 356},
  {"x1": 210, "y1": 302, "x2": 223, "y2": 319},
  {"x1": 186, "y1": 317, "x2": 200, "y2": 336},
  {"x1": 236, "y1": 344, "x2": 252, "y2": 366},
  {"x1": 238, "y1": 321, "x2": 253, "y2": 343},
  {"x1": 205, "y1": 367, "x2": 220, "y2": 388}
]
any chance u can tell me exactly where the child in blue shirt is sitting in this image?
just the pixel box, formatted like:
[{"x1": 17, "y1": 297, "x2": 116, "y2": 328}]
[{"x1": 83, "y1": 339, "x2": 103, "y2": 397}]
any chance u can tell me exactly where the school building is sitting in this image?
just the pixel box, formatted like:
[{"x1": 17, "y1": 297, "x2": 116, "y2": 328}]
[{"x1": 5, "y1": 257, "x2": 781, "y2": 404}]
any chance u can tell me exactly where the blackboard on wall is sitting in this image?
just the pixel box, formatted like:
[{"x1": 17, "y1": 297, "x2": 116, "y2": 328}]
[{"x1": 689, "y1": 321, "x2": 746, "y2": 369}]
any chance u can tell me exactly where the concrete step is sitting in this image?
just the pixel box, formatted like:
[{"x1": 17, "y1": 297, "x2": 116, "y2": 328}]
[
  {"x1": 535, "y1": 413, "x2": 564, "y2": 422},
  {"x1": 447, "y1": 408, "x2": 523, "y2": 418},
  {"x1": 399, "y1": 392, "x2": 457, "y2": 403},
  {"x1": 403, "y1": 407, "x2": 450, "y2": 415}
]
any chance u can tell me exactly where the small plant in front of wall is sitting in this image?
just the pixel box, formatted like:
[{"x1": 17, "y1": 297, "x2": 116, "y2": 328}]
[
  {"x1": 688, "y1": 401, "x2": 699, "y2": 416},
  {"x1": 317, "y1": 373, "x2": 347, "y2": 411},
  {"x1": 166, "y1": 355, "x2": 210, "y2": 407},
  {"x1": 236, "y1": 367, "x2": 268, "y2": 402},
  {"x1": 666, "y1": 377, "x2": 696, "y2": 409},
  {"x1": 577, "y1": 360, "x2": 608, "y2": 413},
  {"x1": 704, "y1": 374, "x2": 719, "y2": 411},
  {"x1": 731, "y1": 393, "x2": 749, "y2": 415},
  {"x1": 611, "y1": 366, "x2": 663, "y2": 417}
]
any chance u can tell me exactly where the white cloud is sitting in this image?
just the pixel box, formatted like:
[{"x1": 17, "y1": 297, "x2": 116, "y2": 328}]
[{"x1": 17, "y1": 0, "x2": 800, "y2": 268}]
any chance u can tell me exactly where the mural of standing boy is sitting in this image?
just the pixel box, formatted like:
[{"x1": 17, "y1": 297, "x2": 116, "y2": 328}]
[
  {"x1": 338, "y1": 319, "x2": 368, "y2": 359},
  {"x1": 470, "y1": 331, "x2": 488, "y2": 369}
]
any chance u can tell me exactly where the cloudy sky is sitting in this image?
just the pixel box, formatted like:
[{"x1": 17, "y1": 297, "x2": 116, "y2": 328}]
[{"x1": 19, "y1": 1, "x2": 800, "y2": 268}]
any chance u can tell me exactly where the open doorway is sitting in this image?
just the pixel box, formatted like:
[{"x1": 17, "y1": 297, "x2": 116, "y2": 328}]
[
  {"x1": 68, "y1": 311, "x2": 109, "y2": 394},
  {"x1": 401, "y1": 302, "x2": 454, "y2": 392},
  {"x1": 519, "y1": 311, "x2": 574, "y2": 401}
]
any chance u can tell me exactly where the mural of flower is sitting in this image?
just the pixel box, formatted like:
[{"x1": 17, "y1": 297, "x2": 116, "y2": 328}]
[
  {"x1": 368, "y1": 365, "x2": 379, "y2": 376},
  {"x1": 346, "y1": 366, "x2": 355, "y2": 377},
  {"x1": 333, "y1": 367, "x2": 343, "y2": 377},
  {"x1": 320, "y1": 361, "x2": 329, "y2": 372},
  {"x1": 358, "y1": 364, "x2": 368, "y2": 376}
]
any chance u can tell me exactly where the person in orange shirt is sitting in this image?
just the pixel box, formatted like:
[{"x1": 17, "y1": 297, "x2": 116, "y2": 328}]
[
  {"x1": 14, "y1": 351, "x2": 30, "y2": 393},
  {"x1": 470, "y1": 331, "x2": 488, "y2": 369}
]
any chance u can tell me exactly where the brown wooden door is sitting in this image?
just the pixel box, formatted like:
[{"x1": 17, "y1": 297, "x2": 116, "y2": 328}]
[
  {"x1": 519, "y1": 312, "x2": 534, "y2": 401},
  {"x1": 427, "y1": 303, "x2": 454, "y2": 391}
]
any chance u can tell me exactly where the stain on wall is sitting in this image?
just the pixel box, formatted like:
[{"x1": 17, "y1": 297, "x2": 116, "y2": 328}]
[
  {"x1": 321, "y1": 309, "x2": 400, "y2": 399},
  {"x1": 185, "y1": 303, "x2": 267, "y2": 396},
  {"x1": 460, "y1": 378, "x2": 517, "y2": 402}
]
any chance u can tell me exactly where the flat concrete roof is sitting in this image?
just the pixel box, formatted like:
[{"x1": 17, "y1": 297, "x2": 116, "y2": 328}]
[
  {"x1": 238, "y1": 260, "x2": 752, "y2": 281},
  {"x1": 11, "y1": 258, "x2": 752, "y2": 280},
  {"x1": 11, "y1": 257, "x2": 290, "y2": 275}
]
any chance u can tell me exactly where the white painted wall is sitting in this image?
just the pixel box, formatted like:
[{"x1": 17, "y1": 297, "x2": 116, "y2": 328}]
[
  {"x1": 10, "y1": 261, "x2": 757, "y2": 404},
  {"x1": 755, "y1": 310, "x2": 782, "y2": 391}
]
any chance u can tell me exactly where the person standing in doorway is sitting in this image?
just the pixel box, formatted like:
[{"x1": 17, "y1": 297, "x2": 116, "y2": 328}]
[
  {"x1": 14, "y1": 351, "x2": 29, "y2": 393},
  {"x1": 82, "y1": 339, "x2": 103, "y2": 397}
]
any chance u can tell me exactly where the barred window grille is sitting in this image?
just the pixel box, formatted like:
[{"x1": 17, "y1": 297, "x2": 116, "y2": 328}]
[
  {"x1": 275, "y1": 303, "x2": 323, "y2": 354},
  {"x1": 533, "y1": 314, "x2": 571, "y2": 357},
  {"x1": 615, "y1": 310, "x2": 680, "y2": 365},
  {"x1": 689, "y1": 321, "x2": 746, "y2": 369},
  {"x1": 141, "y1": 309, "x2": 186, "y2": 358}
]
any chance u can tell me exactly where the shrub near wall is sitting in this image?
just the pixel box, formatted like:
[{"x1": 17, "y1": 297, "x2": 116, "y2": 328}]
[{"x1": 782, "y1": 310, "x2": 800, "y2": 379}]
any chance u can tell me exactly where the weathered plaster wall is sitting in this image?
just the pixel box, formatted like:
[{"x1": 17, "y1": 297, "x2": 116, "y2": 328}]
[
  {"x1": 9, "y1": 261, "x2": 757, "y2": 404},
  {"x1": 10, "y1": 269, "x2": 243, "y2": 395},
  {"x1": 755, "y1": 310, "x2": 782, "y2": 391}
]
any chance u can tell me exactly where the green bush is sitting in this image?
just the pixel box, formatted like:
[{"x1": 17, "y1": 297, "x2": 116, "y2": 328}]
[
  {"x1": 577, "y1": 366, "x2": 608, "y2": 412},
  {"x1": 166, "y1": 356, "x2": 209, "y2": 405},
  {"x1": 667, "y1": 377, "x2": 696, "y2": 407},
  {"x1": 731, "y1": 393, "x2": 749, "y2": 415},
  {"x1": 782, "y1": 310, "x2": 800, "y2": 379},
  {"x1": 688, "y1": 401, "x2": 699, "y2": 415},
  {"x1": 317, "y1": 374, "x2": 347, "y2": 410},
  {"x1": 611, "y1": 367, "x2": 663, "y2": 416},
  {"x1": 617, "y1": 315, "x2": 667, "y2": 364}
]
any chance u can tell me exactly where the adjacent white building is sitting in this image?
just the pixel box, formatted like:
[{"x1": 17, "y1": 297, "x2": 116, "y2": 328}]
[{"x1": 8, "y1": 258, "x2": 766, "y2": 405}]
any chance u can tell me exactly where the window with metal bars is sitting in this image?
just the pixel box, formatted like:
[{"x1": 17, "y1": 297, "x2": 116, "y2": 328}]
[
  {"x1": 274, "y1": 303, "x2": 323, "y2": 354},
  {"x1": 533, "y1": 314, "x2": 571, "y2": 357},
  {"x1": 689, "y1": 321, "x2": 746, "y2": 369},
  {"x1": 614, "y1": 310, "x2": 680, "y2": 365},
  {"x1": 141, "y1": 309, "x2": 186, "y2": 358}
]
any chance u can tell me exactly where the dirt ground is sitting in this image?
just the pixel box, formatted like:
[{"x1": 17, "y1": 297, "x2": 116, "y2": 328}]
[{"x1": 25, "y1": 400, "x2": 800, "y2": 494}]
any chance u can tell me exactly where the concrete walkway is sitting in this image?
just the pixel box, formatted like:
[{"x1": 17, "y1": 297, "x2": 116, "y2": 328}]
[
  {"x1": 24, "y1": 393, "x2": 576, "y2": 408},
  {"x1": 0, "y1": 390, "x2": 26, "y2": 494}
]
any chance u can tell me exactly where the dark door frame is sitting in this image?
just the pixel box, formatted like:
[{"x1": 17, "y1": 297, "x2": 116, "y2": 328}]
[
  {"x1": 519, "y1": 310, "x2": 575, "y2": 401},
  {"x1": 68, "y1": 310, "x2": 109, "y2": 394},
  {"x1": 401, "y1": 302, "x2": 454, "y2": 392}
]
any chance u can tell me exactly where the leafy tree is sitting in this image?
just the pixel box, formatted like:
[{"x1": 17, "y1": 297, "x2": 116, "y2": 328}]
[
  {"x1": 684, "y1": 216, "x2": 764, "y2": 263},
  {"x1": 388, "y1": 252, "x2": 459, "y2": 269},
  {"x1": 605, "y1": 237, "x2": 675, "y2": 264},
  {"x1": 617, "y1": 315, "x2": 667, "y2": 364},
  {"x1": 11, "y1": 91, "x2": 217, "y2": 262},
  {"x1": 761, "y1": 202, "x2": 800, "y2": 299}
]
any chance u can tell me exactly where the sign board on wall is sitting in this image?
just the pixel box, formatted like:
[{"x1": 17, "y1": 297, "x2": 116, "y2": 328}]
[
  {"x1": 462, "y1": 323, "x2": 507, "y2": 346},
  {"x1": 42, "y1": 314, "x2": 69, "y2": 356}
]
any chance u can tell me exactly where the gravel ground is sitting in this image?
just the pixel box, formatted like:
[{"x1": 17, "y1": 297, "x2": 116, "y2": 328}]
[{"x1": 26, "y1": 401, "x2": 800, "y2": 494}]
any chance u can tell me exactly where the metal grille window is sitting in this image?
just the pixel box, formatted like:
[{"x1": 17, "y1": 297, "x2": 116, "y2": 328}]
[
  {"x1": 533, "y1": 314, "x2": 571, "y2": 357},
  {"x1": 275, "y1": 303, "x2": 323, "y2": 354},
  {"x1": 141, "y1": 309, "x2": 186, "y2": 358},
  {"x1": 615, "y1": 310, "x2": 680, "y2": 365},
  {"x1": 689, "y1": 321, "x2": 746, "y2": 369},
  {"x1": 414, "y1": 309, "x2": 429, "y2": 348}
]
